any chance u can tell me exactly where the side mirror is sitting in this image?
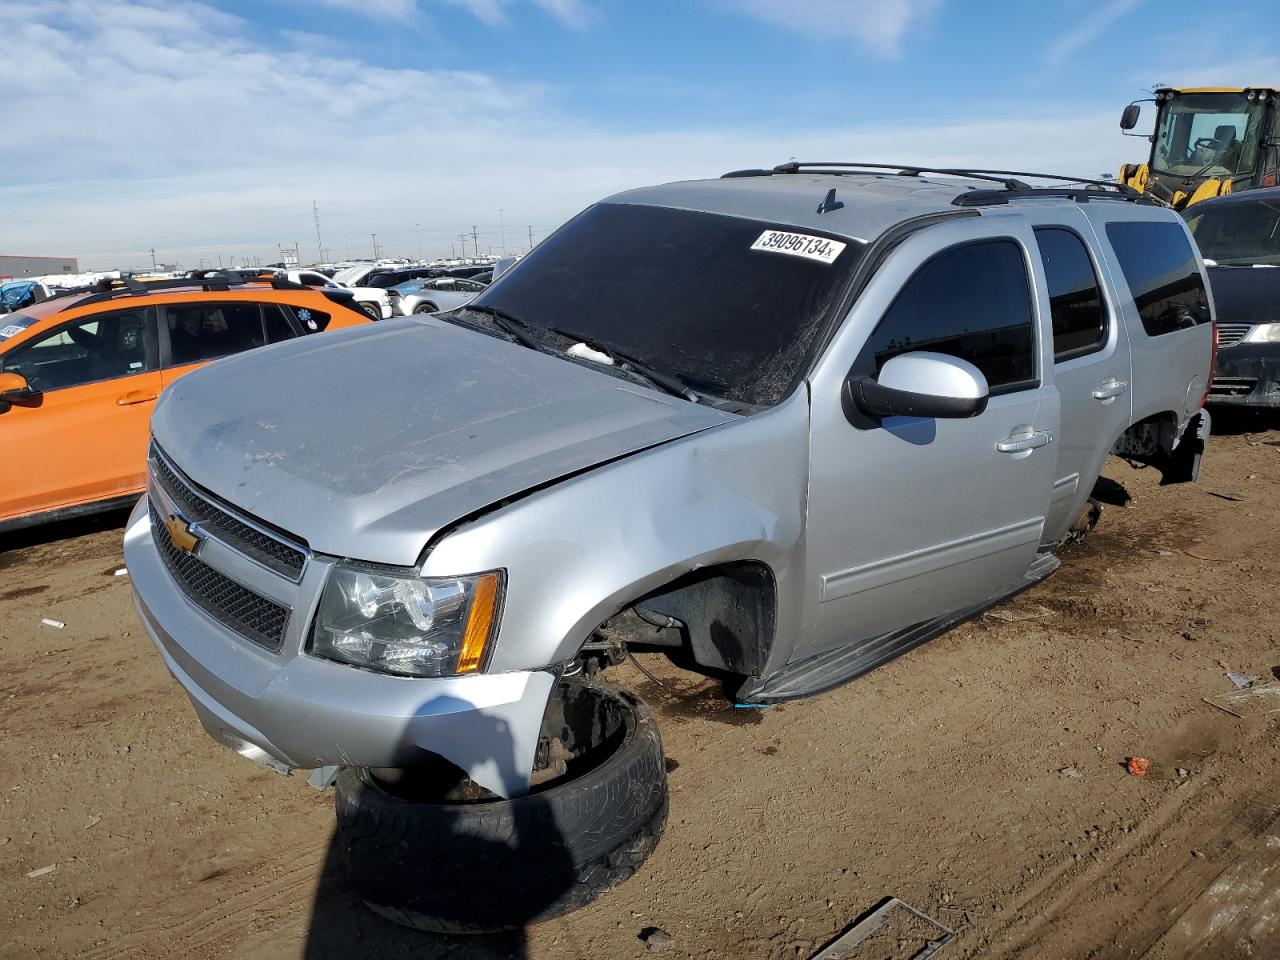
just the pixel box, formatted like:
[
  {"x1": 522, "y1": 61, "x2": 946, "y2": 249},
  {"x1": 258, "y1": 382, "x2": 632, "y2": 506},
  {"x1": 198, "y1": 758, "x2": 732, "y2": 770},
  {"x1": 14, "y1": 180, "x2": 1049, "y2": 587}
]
[
  {"x1": 1120, "y1": 103, "x2": 1141, "y2": 131},
  {"x1": 0, "y1": 371, "x2": 33, "y2": 400},
  {"x1": 843, "y1": 352, "x2": 989, "y2": 422}
]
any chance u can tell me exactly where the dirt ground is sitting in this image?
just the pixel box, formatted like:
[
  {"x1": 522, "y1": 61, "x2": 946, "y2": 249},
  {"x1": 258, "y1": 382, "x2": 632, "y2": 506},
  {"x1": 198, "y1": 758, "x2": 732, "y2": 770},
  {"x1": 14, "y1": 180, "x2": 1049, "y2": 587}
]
[{"x1": 2, "y1": 412, "x2": 1278, "y2": 960}]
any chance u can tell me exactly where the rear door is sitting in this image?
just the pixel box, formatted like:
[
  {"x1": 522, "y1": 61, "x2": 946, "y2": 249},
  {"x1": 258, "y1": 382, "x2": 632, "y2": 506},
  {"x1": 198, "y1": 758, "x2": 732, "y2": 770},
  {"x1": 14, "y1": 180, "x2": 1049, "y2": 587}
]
[
  {"x1": 0, "y1": 307, "x2": 160, "y2": 522},
  {"x1": 159, "y1": 300, "x2": 300, "y2": 388},
  {"x1": 1081, "y1": 211, "x2": 1214, "y2": 428},
  {"x1": 798, "y1": 216, "x2": 1058, "y2": 661},
  {"x1": 1028, "y1": 216, "x2": 1133, "y2": 546}
]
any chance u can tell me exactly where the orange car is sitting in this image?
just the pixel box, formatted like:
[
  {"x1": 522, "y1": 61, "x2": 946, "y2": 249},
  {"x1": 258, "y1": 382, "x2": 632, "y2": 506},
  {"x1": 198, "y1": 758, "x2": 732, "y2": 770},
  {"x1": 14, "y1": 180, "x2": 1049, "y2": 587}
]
[{"x1": 0, "y1": 277, "x2": 371, "y2": 532}]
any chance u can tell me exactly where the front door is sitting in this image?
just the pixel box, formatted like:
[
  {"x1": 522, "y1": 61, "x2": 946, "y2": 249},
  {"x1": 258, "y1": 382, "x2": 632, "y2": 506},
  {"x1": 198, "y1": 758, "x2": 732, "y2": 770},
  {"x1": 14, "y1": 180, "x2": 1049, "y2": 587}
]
[
  {"x1": 0, "y1": 307, "x2": 160, "y2": 522},
  {"x1": 796, "y1": 217, "x2": 1058, "y2": 663}
]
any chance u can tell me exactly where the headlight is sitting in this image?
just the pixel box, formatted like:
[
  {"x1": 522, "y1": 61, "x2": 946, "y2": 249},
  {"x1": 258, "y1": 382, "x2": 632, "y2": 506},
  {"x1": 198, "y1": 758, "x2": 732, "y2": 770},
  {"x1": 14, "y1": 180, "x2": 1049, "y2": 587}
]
[
  {"x1": 1244, "y1": 323, "x2": 1280, "y2": 343},
  {"x1": 311, "y1": 562, "x2": 503, "y2": 677}
]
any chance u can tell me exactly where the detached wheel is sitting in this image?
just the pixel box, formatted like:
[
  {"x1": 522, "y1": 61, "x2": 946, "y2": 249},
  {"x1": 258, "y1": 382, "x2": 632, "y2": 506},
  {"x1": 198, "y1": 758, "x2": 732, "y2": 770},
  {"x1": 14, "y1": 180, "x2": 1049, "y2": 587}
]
[
  {"x1": 334, "y1": 680, "x2": 668, "y2": 933},
  {"x1": 412, "y1": 302, "x2": 438, "y2": 314},
  {"x1": 358, "y1": 301, "x2": 382, "y2": 321}
]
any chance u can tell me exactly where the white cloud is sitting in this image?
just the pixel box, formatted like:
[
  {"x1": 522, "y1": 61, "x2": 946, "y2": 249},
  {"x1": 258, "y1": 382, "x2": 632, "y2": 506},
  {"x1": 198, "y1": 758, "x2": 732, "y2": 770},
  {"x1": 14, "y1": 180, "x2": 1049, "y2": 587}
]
[
  {"x1": 1152, "y1": 54, "x2": 1280, "y2": 90},
  {"x1": 0, "y1": 0, "x2": 1138, "y2": 270},
  {"x1": 532, "y1": 0, "x2": 593, "y2": 30},
  {"x1": 440, "y1": 0, "x2": 508, "y2": 27},
  {"x1": 718, "y1": 0, "x2": 942, "y2": 57},
  {"x1": 1045, "y1": 0, "x2": 1141, "y2": 69},
  {"x1": 308, "y1": 0, "x2": 421, "y2": 20},
  {"x1": 435, "y1": 0, "x2": 594, "y2": 28}
]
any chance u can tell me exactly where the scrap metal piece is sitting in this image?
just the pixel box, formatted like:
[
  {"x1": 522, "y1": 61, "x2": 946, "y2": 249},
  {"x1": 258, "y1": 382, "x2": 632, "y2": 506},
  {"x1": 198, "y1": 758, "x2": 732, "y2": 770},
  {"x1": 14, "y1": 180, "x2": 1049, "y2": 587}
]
[
  {"x1": 810, "y1": 897, "x2": 954, "y2": 959},
  {"x1": 1204, "y1": 681, "x2": 1280, "y2": 719},
  {"x1": 308, "y1": 765, "x2": 339, "y2": 790}
]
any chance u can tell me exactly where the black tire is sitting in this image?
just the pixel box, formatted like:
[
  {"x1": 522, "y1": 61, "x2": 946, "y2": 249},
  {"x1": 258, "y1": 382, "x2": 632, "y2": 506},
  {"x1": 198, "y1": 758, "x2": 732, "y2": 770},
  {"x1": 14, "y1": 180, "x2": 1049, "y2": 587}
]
[
  {"x1": 334, "y1": 680, "x2": 668, "y2": 933},
  {"x1": 412, "y1": 302, "x2": 438, "y2": 314},
  {"x1": 358, "y1": 301, "x2": 382, "y2": 321}
]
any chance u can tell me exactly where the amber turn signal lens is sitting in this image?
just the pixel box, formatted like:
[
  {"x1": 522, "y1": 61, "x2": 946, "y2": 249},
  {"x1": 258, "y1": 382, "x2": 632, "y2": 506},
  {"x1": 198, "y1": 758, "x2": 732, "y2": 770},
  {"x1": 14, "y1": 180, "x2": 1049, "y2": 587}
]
[{"x1": 457, "y1": 572, "x2": 501, "y2": 673}]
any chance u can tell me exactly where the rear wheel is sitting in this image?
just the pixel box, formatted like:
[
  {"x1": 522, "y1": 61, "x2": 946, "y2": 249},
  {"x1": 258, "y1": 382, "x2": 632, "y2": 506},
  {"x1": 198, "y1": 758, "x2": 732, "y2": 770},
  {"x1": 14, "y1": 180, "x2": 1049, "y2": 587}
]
[
  {"x1": 358, "y1": 301, "x2": 382, "y2": 321},
  {"x1": 334, "y1": 680, "x2": 668, "y2": 933}
]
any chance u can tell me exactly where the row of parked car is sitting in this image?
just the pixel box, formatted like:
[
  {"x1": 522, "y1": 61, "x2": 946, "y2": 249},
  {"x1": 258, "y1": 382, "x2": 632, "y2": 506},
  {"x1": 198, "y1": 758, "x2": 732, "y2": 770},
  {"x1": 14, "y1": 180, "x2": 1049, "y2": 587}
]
[
  {"x1": 0, "y1": 254, "x2": 523, "y2": 533},
  {"x1": 2, "y1": 167, "x2": 1275, "y2": 936}
]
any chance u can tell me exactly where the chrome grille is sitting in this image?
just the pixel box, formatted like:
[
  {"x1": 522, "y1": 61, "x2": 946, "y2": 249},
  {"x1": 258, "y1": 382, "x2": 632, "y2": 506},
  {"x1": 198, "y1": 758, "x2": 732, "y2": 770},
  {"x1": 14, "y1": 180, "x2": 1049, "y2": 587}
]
[
  {"x1": 149, "y1": 444, "x2": 307, "y2": 579},
  {"x1": 150, "y1": 502, "x2": 289, "y2": 652},
  {"x1": 1217, "y1": 323, "x2": 1253, "y2": 348}
]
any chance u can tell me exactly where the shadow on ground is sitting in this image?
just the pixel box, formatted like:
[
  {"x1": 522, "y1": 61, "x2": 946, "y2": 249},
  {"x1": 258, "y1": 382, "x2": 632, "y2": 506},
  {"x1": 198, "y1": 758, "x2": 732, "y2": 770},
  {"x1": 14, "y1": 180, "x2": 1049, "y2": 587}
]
[
  {"x1": 304, "y1": 833, "x2": 533, "y2": 960},
  {"x1": 1206, "y1": 406, "x2": 1280, "y2": 437}
]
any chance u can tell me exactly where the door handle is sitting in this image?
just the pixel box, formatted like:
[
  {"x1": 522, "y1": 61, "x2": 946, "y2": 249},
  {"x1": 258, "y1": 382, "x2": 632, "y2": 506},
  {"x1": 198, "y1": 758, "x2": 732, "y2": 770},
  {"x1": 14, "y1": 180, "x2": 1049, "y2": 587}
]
[
  {"x1": 116, "y1": 390, "x2": 158, "y2": 406},
  {"x1": 996, "y1": 430, "x2": 1054, "y2": 454},
  {"x1": 1091, "y1": 378, "x2": 1129, "y2": 402}
]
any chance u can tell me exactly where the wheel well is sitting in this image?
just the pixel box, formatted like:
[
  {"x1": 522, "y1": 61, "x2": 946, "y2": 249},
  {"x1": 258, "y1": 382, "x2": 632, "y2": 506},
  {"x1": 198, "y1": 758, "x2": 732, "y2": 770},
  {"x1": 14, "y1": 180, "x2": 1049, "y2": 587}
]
[
  {"x1": 598, "y1": 561, "x2": 777, "y2": 677},
  {"x1": 1112, "y1": 410, "x2": 1207, "y2": 485}
]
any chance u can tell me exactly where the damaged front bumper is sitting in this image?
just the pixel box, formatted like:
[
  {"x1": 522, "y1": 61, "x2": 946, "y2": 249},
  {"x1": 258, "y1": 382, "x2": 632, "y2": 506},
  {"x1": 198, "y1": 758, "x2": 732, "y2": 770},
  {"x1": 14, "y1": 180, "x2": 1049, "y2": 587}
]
[
  {"x1": 1207, "y1": 344, "x2": 1280, "y2": 408},
  {"x1": 123, "y1": 498, "x2": 555, "y2": 797}
]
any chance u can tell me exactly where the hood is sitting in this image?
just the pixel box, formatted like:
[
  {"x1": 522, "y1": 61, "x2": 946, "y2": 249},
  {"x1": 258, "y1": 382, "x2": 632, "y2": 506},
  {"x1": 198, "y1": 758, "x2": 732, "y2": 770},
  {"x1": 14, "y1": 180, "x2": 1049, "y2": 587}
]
[
  {"x1": 1207, "y1": 264, "x2": 1280, "y2": 328},
  {"x1": 151, "y1": 317, "x2": 735, "y2": 566}
]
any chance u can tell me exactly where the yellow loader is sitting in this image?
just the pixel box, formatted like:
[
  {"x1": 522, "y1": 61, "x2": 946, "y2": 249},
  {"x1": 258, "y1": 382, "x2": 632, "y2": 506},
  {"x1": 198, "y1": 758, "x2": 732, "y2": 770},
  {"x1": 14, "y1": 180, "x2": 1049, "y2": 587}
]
[{"x1": 1118, "y1": 87, "x2": 1279, "y2": 208}]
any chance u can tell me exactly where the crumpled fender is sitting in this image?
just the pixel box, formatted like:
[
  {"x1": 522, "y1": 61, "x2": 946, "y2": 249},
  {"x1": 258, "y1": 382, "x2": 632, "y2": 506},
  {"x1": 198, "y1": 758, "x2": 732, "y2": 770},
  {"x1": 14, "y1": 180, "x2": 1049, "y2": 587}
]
[{"x1": 421, "y1": 390, "x2": 812, "y2": 676}]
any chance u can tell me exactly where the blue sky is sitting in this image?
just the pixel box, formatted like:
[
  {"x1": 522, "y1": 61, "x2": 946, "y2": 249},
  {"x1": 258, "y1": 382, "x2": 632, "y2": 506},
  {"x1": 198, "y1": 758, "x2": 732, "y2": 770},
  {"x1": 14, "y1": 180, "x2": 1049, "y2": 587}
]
[{"x1": 2, "y1": 0, "x2": 1276, "y2": 269}]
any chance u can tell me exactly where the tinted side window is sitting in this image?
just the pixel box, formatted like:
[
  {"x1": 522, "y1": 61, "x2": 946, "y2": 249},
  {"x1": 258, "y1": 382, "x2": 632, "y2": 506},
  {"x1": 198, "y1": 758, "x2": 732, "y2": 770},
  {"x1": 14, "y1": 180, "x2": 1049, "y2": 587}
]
[
  {"x1": 166, "y1": 302, "x2": 270, "y2": 365},
  {"x1": 1034, "y1": 228, "x2": 1108, "y2": 361},
  {"x1": 864, "y1": 240, "x2": 1036, "y2": 392},
  {"x1": 263, "y1": 304, "x2": 299, "y2": 342},
  {"x1": 1105, "y1": 221, "x2": 1211, "y2": 336},
  {"x1": 2, "y1": 309, "x2": 154, "y2": 391}
]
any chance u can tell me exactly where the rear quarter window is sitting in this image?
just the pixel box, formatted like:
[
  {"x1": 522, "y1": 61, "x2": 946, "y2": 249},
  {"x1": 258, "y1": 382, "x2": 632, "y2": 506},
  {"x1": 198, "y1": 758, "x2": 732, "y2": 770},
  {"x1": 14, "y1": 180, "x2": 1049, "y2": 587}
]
[
  {"x1": 283, "y1": 304, "x2": 332, "y2": 332},
  {"x1": 1105, "y1": 221, "x2": 1211, "y2": 336}
]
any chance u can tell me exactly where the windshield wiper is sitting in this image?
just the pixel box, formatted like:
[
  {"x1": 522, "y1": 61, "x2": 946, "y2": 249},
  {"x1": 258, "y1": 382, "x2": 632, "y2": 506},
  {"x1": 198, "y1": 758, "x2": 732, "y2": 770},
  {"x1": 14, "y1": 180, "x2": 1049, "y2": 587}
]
[
  {"x1": 549, "y1": 327, "x2": 701, "y2": 403},
  {"x1": 460, "y1": 304, "x2": 543, "y2": 350}
]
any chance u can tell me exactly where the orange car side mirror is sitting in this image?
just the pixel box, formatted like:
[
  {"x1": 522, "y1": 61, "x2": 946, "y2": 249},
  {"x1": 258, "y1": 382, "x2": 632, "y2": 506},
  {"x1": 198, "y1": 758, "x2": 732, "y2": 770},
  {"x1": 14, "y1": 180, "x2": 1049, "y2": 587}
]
[{"x1": 0, "y1": 371, "x2": 32, "y2": 399}]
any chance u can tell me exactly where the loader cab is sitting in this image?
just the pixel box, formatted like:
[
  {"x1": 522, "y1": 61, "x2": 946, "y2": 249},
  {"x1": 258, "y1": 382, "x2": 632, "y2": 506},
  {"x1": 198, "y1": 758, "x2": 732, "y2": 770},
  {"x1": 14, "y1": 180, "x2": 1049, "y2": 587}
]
[{"x1": 1119, "y1": 87, "x2": 1280, "y2": 208}]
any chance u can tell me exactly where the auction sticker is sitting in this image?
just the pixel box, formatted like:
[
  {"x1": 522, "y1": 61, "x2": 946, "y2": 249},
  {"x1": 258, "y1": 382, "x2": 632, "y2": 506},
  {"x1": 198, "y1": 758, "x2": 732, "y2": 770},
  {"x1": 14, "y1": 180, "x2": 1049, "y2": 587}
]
[
  {"x1": 1, "y1": 318, "x2": 37, "y2": 340},
  {"x1": 751, "y1": 230, "x2": 846, "y2": 264}
]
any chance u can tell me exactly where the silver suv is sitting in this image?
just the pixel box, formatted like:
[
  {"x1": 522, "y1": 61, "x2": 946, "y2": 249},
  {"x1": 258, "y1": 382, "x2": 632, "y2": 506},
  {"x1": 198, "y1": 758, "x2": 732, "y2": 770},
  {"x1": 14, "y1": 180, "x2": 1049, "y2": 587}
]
[{"x1": 126, "y1": 163, "x2": 1214, "y2": 931}]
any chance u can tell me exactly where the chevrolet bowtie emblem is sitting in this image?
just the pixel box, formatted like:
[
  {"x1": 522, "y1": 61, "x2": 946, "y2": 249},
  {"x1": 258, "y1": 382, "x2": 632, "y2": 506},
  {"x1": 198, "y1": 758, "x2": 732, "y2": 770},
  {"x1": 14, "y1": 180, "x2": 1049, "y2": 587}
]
[{"x1": 165, "y1": 514, "x2": 201, "y2": 554}]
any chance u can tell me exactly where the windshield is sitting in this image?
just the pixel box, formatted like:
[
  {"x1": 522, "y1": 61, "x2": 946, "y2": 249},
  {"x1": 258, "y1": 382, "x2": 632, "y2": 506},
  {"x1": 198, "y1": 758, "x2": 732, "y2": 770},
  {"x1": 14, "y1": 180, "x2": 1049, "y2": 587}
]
[
  {"x1": 1151, "y1": 92, "x2": 1266, "y2": 178},
  {"x1": 469, "y1": 203, "x2": 862, "y2": 406},
  {"x1": 1185, "y1": 197, "x2": 1280, "y2": 266}
]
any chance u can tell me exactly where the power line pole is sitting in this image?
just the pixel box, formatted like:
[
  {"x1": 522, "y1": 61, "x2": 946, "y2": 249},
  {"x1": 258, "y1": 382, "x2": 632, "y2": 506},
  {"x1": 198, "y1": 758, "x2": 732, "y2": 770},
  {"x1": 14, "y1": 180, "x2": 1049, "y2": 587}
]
[
  {"x1": 527, "y1": 225, "x2": 533, "y2": 250},
  {"x1": 471, "y1": 225, "x2": 478, "y2": 258},
  {"x1": 294, "y1": 241, "x2": 302, "y2": 267},
  {"x1": 313, "y1": 201, "x2": 325, "y2": 263},
  {"x1": 150, "y1": 248, "x2": 157, "y2": 271},
  {"x1": 371, "y1": 233, "x2": 378, "y2": 259}
]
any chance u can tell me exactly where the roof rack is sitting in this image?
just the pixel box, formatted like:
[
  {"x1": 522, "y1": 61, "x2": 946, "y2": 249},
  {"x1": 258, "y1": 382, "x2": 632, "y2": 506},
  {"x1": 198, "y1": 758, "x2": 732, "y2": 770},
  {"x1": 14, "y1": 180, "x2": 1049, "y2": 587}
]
[
  {"x1": 34, "y1": 273, "x2": 324, "y2": 317},
  {"x1": 726, "y1": 162, "x2": 1163, "y2": 207}
]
